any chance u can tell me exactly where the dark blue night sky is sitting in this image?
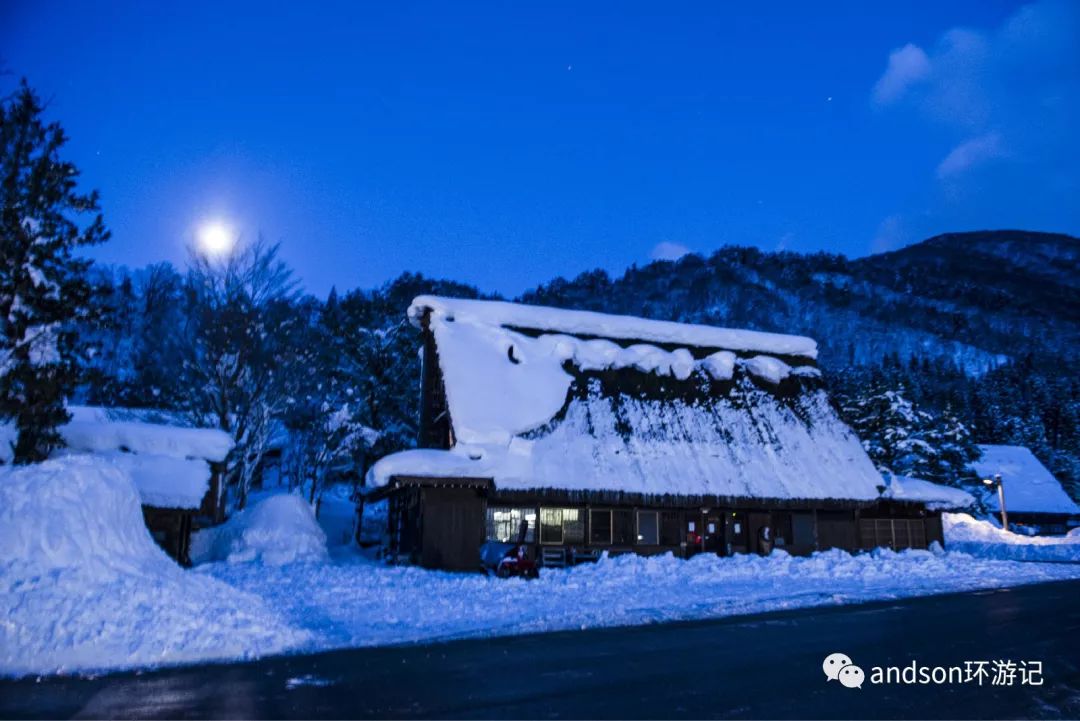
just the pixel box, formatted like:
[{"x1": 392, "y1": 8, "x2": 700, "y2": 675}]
[{"x1": 3, "y1": 0, "x2": 1077, "y2": 296}]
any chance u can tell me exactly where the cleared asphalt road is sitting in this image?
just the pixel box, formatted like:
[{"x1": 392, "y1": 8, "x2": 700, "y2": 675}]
[{"x1": 2, "y1": 579, "x2": 1080, "y2": 719}]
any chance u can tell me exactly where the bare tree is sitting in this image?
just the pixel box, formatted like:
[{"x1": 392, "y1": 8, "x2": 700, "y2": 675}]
[{"x1": 181, "y1": 237, "x2": 301, "y2": 510}]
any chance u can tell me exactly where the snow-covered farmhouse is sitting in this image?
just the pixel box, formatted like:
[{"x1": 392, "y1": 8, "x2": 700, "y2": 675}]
[
  {"x1": 18, "y1": 407, "x2": 234, "y2": 565},
  {"x1": 972, "y1": 444, "x2": 1080, "y2": 535},
  {"x1": 367, "y1": 296, "x2": 962, "y2": 570}
]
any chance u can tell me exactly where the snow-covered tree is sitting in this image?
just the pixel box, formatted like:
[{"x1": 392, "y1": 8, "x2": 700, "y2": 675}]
[
  {"x1": 281, "y1": 294, "x2": 378, "y2": 505},
  {"x1": 0, "y1": 82, "x2": 109, "y2": 462},
  {"x1": 840, "y1": 383, "x2": 977, "y2": 485}
]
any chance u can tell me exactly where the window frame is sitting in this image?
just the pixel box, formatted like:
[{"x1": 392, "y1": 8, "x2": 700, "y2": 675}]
[
  {"x1": 540, "y1": 507, "x2": 564, "y2": 545},
  {"x1": 486, "y1": 506, "x2": 536, "y2": 543},
  {"x1": 589, "y1": 508, "x2": 613, "y2": 545},
  {"x1": 636, "y1": 510, "x2": 660, "y2": 545}
]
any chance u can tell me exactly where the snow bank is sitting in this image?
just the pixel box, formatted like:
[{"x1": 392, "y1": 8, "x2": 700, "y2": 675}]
[
  {"x1": 971, "y1": 445, "x2": 1080, "y2": 515},
  {"x1": 410, "y1": 295, "x2": 818, "y2": 359},
  {"x1": 943, "y1": 512, "x2": 1080, "y2": 562},
  {"x1": 193, "y1": 494, "x2": 328, "y2": 567},
  {"x1": 205, "y1": 545, "x2": 1080, "y2": 658},
  {"x1": 0, "y1": 456, "x2": 307, "y2": 677}
]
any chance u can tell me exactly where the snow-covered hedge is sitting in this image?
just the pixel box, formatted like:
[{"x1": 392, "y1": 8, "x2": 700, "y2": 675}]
[
  {"x1": 192, "y1": 493, "x2": 328, "y2": 566},
  {"x1": 0, "y1": 456, "x2": 307, "y2": 677}
]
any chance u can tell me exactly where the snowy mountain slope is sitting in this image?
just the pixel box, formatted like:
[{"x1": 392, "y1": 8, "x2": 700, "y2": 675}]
[{"x1": 521, "y1": 230, "x2": 1080, "y2": 372}]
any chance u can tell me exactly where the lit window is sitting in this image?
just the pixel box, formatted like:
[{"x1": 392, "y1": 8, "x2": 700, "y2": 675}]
[
  {"x1": 540, "y1": 507, "x2": 585, "y2": 544},
  {"x1": 486, "y1": 507, "x2": 536, "y2": 543},
  {"x1": 540, "y1": 508, "x2": 563, "y2": 544}
]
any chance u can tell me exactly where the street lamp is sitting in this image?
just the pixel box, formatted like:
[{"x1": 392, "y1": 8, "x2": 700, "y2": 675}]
[{"x1": 982, "y1": 473, "x2": 1007, "y2": 530}]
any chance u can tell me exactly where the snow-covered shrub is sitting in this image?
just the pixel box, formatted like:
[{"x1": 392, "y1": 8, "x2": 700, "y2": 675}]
[{"x1": 194, "y1": 493, "x2": 328, "y2": 566}]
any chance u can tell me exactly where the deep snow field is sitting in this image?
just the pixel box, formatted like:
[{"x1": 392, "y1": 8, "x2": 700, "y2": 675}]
[{"x1": 3, "y1": 456, "x2": 1080, "y2": 678}]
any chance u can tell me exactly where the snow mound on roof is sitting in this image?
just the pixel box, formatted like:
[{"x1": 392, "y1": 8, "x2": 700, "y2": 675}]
[
  {"x1": 943, "y1": 513, "x2": 1080, "y2": 562},
  {"x1": 884, "y1": 475, "x2": 975, "y2": 510},
  {"x1": 0, "y1": 456, "x2": 307, "y2": 676},
  {"x1": 63, "y1": 406, "x2": 233, "y2": 462},
  {"x1": 410, "y1": 295, "x2": 818, "y2": 359},
  {"x1": 194, "y1": 494, "x2": 328, "y2": 567},
  {"x1": 972, "y1": 445, "x2": 1080, "y2": 515}
]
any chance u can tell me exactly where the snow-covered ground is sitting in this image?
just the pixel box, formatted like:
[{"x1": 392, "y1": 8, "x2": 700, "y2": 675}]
[
  {"x1": 943, "y1": 512, "x2": 1080, "y2": 562},
  {"x1": 201, "y1": 544, "x2": 1080, "y2": 660},
  {"x1": 4, "y1": 459, "x2": 1080, "y2": 678}
]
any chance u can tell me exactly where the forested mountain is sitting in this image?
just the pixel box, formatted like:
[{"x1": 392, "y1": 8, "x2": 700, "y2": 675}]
[
  {"x1": 521, "y1": 230, "x2": 1080, "y2": 498},
  {"x1": 524, "y1": 230, "x2": 1079, "y2": 373},
  {"x1": 80, "y1": 230, "x2": 1080, "y2": 505}
]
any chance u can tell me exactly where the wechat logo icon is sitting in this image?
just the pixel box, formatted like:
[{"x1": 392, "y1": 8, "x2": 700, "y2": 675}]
[{"x1": 823, "y1": 652, "x2": 865, "y2": 689}]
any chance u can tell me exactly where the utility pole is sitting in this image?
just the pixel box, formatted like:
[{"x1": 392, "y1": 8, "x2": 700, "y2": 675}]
[{"x1": 982, "y1": 473, "x2": 1008, "y2": 530}]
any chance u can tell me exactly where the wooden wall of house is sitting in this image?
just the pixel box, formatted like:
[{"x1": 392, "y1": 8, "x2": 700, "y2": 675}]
[
  {"x1": 382, "y1": 487, "x2": 950, "y2": 571},
  {"x1": 142, "y1": 506, "x2": 193, "y2": 566},
  {"x1": 420, "y1": 487, "x2": 484, "y2": 570}
]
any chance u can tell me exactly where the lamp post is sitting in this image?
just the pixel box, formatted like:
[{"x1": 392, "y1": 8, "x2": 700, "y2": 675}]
[{"x1": 982, "y1": 473, "x2": 1007, "y2": 530}]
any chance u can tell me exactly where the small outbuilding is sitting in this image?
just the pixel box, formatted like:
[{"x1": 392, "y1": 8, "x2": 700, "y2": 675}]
[
  {"x1": 367, "y1": 296, "x2": 955, "y2": 570},
  {"x1": 971, "y1": 444, "x2": 1080, "y2": 535}
]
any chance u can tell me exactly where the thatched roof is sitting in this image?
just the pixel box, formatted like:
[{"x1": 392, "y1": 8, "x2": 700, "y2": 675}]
[{"x1": 369, "y1": 297, "x2": 883, "y2": 503}]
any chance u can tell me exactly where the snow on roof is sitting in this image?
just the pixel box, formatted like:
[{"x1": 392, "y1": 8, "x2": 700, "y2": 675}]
[
  {"x1": 62, "y1": 406, "x2": 234, "y2": 463},
  {"x1": 883, "y1": 474, "x2": 975, "y2": 510},
  {"x1": 0, "y1": 406, "x2": 234, "y2": 509},
  {"x1": 95, "y1": 451, "x2": 215, "y2": 510},
  {"x1": 364, "y1": 297, "x2": 886, "y2": 501},
  {"x1": 370, "y1": 383, "x2": 886, "y2": 502},
  {"x1": 55, "y1": 407, "x2": 234, "y2": 510},
  {"x1": 409, "y1": 296, "x2": 819, "y2": 359},
  {"x1": 972, "y1": 445, "x2": 1080, "y2": 516}
]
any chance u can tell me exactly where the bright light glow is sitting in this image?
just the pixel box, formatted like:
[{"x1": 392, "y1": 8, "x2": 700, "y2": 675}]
[{"x1": 197, "y1": 222, "x2": 235, "y2": 257}]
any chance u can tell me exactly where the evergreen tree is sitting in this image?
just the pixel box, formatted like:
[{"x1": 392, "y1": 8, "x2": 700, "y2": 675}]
[{"x1": 0, "y1": 82, "x2": 108, "y2": 462}]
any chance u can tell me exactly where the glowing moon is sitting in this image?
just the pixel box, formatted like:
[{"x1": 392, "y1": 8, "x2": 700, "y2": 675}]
[{"x1": 197, "y1": 222, "x2": 235, "y2": 256}]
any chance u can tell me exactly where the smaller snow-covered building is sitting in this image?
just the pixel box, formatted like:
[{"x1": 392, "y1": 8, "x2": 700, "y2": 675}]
[
  {"x1": 58, "y1": 406, "x2": 233, "y2": 564},
  {"x1": 971, "y1": 444, "x2": 1080, "y2": 535},
  {"x1": 368, "y1": 297, "x2": 963, "y2": 570}
]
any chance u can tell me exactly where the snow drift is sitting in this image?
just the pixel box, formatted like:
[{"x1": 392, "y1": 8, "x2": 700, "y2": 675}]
[
  {"x1": 192, "y1": 493, "x2": 328, "y2": 566},
  {"x1": 206, "y1": 544, "x2": 1080, "y2": 657},
  {"x1": 943, "y1": 513, "x2": 1080, "y2": 562},
  {"x1": 0, "y1": 456, "x2": 307, "y2": 677}
]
